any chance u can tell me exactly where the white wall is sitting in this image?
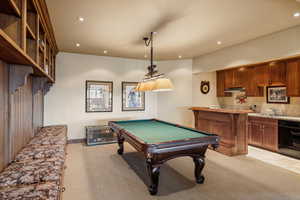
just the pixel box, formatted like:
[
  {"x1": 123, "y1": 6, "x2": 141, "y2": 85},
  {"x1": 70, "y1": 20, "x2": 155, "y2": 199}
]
[
  {"x1": 193, "y1": 25, "x2": 300, "y2": 73},
  {"x1": 157, "y1": 60, "x2": 194, "y2": 127},
  {"x1": 44, "y1": 52, "x2": 157, "y2": 139},
  {"x1": 192, "y1": 72, "x2": 219, "y2": 107}
]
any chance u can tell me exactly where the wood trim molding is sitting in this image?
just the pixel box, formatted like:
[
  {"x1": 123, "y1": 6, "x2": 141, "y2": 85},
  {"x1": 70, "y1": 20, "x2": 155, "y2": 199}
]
[
  {"x1": 9, "y1": 64, "x2": 33, "y2": 93},
  {"x1": 216, "y1": 53, "x2": 300, "y2": 72},
  {"x1": 36, "y1": 0, "x2": 59, "y2": 54},
  {"x1": 21, "y1": 0, "x2": 27, "y2": 51}
]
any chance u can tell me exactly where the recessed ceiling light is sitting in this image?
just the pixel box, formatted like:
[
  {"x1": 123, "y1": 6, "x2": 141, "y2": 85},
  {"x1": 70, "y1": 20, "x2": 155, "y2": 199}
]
[
  {"x1": 217, "y1": 41, "x2": 222, "y2": 45},
  {"x1": 76, "y1": 43, "x2": 80, "y2": 47},
  {"x1": 103, "y1": 50, "x2": 108, "y2": 54},
  {"x1": 294, "y1": 12, "x2": 300, "y2": 18},
  {"x1": 78, "y1": 17, "x2": 84, "y2": 22},
  {"x1": 178, "y1": 55, "x2": 182, "y2": 59}
]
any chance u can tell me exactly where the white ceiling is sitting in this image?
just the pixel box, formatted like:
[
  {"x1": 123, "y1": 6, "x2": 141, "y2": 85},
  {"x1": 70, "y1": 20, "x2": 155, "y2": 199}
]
[{"x1": 46, "y1": 0, "x2": 300, "y2": 60}]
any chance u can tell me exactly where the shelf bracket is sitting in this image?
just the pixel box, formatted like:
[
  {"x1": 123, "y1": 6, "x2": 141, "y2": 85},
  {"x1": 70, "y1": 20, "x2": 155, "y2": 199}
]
[
  {"x1": 9, "y1": 64, "x2": 33, "y2": 93},
  {"x1": 43, "y1": 82, "x2": 53, "y2": 95},
  {"x1": 32, "y1": 77, "x2": 48, "y2": 94}
]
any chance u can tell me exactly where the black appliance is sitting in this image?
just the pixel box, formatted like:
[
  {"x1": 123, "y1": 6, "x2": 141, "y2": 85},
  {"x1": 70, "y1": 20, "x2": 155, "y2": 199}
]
[{"x1": 278, "y1": 120, "x2": 300, "y2": 159}]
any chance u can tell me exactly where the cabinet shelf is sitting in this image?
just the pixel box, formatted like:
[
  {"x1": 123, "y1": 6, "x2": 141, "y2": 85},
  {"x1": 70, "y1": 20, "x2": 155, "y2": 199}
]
[
  {"x1": 0, "y1": 30, "x2": 54, "y2": 82},
  {"x1": 0, "y1": 0, "x2": 57, "y2": 83},
  {"x1": 0, "y1": 0, "x2": 21, "y2": 17}
]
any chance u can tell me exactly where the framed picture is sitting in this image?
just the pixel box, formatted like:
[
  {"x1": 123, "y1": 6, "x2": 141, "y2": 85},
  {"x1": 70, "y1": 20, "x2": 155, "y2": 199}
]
[
  {"x1": 86, "y1": 81, "x2": 113, "y2": 112},
  {"x1": 266, "y1": 86, "x2": 290, "y2": 104},
  {"x1": 122, "y1": 82, "x2": 145, "y2": 111}
]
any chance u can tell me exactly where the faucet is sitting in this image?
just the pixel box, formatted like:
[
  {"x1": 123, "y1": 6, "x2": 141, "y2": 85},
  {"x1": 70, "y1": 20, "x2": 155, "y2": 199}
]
[
  {"x1": 269, "y1": 108, "x2": 277, "y2": 116},
  {"x1": 249, "y1": 105, "x2": 257, "y2": 112}
]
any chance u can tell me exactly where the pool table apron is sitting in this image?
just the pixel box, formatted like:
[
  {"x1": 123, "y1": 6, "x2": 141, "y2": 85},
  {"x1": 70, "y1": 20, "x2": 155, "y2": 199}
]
[{"x1": 117, "y1": 128, "x2": 217, "y2": 162}]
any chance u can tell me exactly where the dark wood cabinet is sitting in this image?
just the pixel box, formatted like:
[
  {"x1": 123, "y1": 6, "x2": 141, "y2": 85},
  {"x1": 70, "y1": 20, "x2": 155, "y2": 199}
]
[
  {"x1": 215, "y1": 57, "x2": 299, "y2": 97},
  {"x1": 246, "y1": 66, "x2": 264, "y2": 97},
  {"x1": 268, "y1": 62, "x2": 286, "y2": 86},
  {"x1": 253, "y1": 64, "x2": 269, "y2": 86},
  {"x1": 262, "y1": 123, "x2": 278, "y2": 151},
  {"x1": 248, "y1": 122, "x2": 263, "y2": 146},
  {"x1": 286, "y1": 59, "x2": 300, "y2": 97},
  {"x1": 248, "y1": 116, "x2": 278, "y2": 152},
  {"x1": 224, "y1": 69, "x2": 235, "y2": 89},
  {"x1": 217, "y1": 70, "x2": 231, "y2": 97},
  {"x1": 234, "y1": 67, "x2": 247, "y2": 88},
  {"x1": 223, "y1": 67, "x2": 248, "y2": 89},
  {"x1": 216, "y1": 71, "x2": 226, "y2": 97}
]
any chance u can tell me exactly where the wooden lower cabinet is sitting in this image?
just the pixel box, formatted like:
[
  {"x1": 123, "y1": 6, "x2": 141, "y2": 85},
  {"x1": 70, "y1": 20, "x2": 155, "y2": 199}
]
[
  {"x1": 248, "y1": 116, "x2": 278, "y2": 151},
  {"x1": 248, "y1": 122, "x2": 263, "y2": 146}
]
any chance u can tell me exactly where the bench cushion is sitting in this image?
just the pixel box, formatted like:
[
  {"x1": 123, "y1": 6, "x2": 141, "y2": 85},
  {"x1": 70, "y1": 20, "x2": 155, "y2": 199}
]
[
  {"x1": 0, "y1": 158, "x2": 64, "y2": 189},
  {"x1": 14, "y1": 145, "x2": 66, "y2": 162},
  {"x1": 0, "y1": 182, "x2": 60, "y2": 200}
]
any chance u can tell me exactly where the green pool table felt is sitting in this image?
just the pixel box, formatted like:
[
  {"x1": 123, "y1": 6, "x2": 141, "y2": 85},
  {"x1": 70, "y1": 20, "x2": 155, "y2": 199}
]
[{"x1": 114, "y1": 120, "x2": 207, "y2": 144}]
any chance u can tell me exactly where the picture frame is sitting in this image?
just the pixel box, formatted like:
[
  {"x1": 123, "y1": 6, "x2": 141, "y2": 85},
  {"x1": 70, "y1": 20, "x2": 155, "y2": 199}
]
[
  {"x1": 86, "y1": 80, "x2": 113, "y2": 112},
  {"x1": 266, "y1": 86, "x2": 290, "y2": 104},
  {"x1": 122, "y1": 82, "x2": 145, "y2": 111}
]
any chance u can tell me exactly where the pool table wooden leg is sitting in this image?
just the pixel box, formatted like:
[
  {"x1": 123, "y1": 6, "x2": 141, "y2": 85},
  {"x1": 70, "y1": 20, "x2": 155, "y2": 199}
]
[
  {"x1": 117, "y1": 134, "x2": 124, "y2": 155},
  {"x1": 193, "y1": 156, "x2": 205, "y2": 184},
  {"x1": 146, "y1": 160, "x2": 160, "y2": 195}
]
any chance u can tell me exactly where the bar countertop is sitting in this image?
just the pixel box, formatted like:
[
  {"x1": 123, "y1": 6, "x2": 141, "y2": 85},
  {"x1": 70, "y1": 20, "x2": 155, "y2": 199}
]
[{"x1": 190, "y1": 107, "x2": 253, "y2": 114}]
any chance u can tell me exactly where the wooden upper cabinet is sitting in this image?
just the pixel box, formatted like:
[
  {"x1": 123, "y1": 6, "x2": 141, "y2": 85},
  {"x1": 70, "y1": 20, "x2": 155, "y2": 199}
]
[
  {"x1": 217, "y1": 70, "x2": 227, "y2": 97},
  {"x1": 268, "y1": 61, "x2": 286, "y2": 86},
  {"x1": 252, "y1": 64, "x2": 269, "y2": 86},
  {"x1": 234, "y1": 67, "x2": 247, "y2": 88},
  {"x1": 223, "y1": 67, "x2": 247, "y2": 89},
  {"x1": 286, "y1": 59, "x2": 300, "y2": 97},
  {"x1": 245, "y1": 66, "x2": 264, "y2": 96},
  {"x1": 224, "y1": 69, "x2": 234, "y2": 89}
]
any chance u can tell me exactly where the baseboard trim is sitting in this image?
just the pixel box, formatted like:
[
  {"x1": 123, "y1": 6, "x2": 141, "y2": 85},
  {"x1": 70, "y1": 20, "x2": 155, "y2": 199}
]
[{"x1": 67, "y1": 138, "x2": 85, "y2": 144}]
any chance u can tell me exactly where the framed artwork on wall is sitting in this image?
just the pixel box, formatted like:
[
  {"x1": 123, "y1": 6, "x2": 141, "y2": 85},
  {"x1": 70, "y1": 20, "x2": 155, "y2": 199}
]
[
  {"x1": 86, "y1": 81, "x2": 113, "y2": 112},
  {"x1": 266, "y1": 86, "x2": 290, "y2": 104},
  {"x1": 122, "y1": 82, "x2": 145, "y2": 111}
]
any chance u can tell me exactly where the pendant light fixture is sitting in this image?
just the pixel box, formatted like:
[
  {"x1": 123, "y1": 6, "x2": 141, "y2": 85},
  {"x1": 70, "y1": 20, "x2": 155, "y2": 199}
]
[{"x1": 135, "y1": 32, "x2": 173, "y2": 92}]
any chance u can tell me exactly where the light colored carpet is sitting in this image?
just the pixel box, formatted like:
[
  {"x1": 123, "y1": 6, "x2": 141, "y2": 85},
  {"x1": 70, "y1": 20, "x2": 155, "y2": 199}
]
[{"x1": 63, "y1": 143, "x2": 300, "y2": 200}]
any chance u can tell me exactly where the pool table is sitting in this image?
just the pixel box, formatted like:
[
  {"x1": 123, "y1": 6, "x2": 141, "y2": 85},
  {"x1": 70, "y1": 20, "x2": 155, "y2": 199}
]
[{"x1": 109, "y1": 119, "x2": 219, "y2": 195}]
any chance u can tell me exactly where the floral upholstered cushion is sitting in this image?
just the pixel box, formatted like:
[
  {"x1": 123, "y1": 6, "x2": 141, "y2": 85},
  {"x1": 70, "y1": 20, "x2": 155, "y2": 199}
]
[
  {"x1": 38, "y1": 125, "x2": 67, "y2": 137},
  {"x1": 0, "y1": 182, "x2": 60, "y2": 200},
  {"x1": 29, "y1": 134, "x2": 67, "y2": 146},
  {"x1": 14, "y1": 145, "x2": 65, "y2": 162},
  {"x1": 0, "y1": 158, "x2": 64, "y2": 189}
]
